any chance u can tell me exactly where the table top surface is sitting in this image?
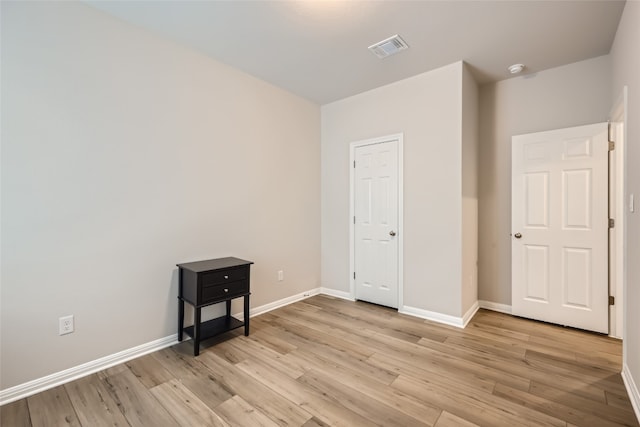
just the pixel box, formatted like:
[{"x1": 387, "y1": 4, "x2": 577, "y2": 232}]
[{"x1": 177, "y1": 257, "x2": 253, "y2": 273}]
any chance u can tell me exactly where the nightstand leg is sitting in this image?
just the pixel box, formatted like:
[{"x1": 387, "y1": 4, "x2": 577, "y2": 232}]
[
  {"x1": 178, "y1": 298, "x2": 184, "y2": 341},
  {"x1": 244, "y1": 294, "x2": 250, "y2": 336},
  {"x1": 225, "y1": 299, "x2": 231, "y2": 322},
  {"x1": 194, "y1": 307, "x2": 201, "y2": 356}
]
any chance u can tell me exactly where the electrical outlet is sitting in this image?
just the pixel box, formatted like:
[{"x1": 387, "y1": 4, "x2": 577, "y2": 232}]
[
  {"x1": 277, "y1": 270, "x2": 284, "y2": 281},
  {"x1": 59, "y1": 315, "x2": 74, "y2": 335}
]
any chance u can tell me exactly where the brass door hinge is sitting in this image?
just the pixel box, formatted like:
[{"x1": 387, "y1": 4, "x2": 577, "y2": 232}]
[{"x1": 609, "y1": 295, "x2": 615, "y2": 306}]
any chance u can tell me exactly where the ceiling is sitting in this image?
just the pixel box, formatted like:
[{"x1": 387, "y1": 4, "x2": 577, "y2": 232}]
[{"x1": 86, "y1": 1, "x2": 626, "y2": 105}]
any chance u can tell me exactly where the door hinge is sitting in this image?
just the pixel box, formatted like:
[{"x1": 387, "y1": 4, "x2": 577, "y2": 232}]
[
  {"x1": 609, "y1": 141, "x2": 615, "y2": 151},
  {"x1": 353, "y1": 160, "x2": 356, "y2": 168},
  {"x1": 609, "y1": 218, "x2": 615, "y2": 228},
  {"x1": 353, "y1": 272, "x2": 356, "y2": 280},
  {"x1": 609, "y1": 295, "x2": 615, "y2": 306},
  {"x1": 353, "y1": 216, "x2": 356, "y2": 224}
]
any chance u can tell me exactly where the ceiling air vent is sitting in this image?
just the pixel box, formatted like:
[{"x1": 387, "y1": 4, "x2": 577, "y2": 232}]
[{"x1": 368, "y1": 34, "x2": 409, "y2": 59}]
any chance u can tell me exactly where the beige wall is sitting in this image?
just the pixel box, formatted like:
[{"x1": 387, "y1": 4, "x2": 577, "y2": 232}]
[
  {"x1": 477, "y1": 56, "x2": 612, "y2": 305},
  {"x1": 611, "y1": 0, "x2": 640, "y2": 411},
  {"x1": 1, "y1": 1, "x2": 320, "y2": 389},
  {"x1": 461, "y1": 64, "x2": 479, "y2": 314},
  {"x1": 321, "y1": 61, "x2": 477, "y2": 318}
]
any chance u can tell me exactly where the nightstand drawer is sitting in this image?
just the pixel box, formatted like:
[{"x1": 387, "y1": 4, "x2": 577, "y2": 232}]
[
  {"x1": 201, "y1": 268, "x2": 247, "y2": 286},
  {"x1": 202, "y1": 280, "x2": 248, "y2": 303}
]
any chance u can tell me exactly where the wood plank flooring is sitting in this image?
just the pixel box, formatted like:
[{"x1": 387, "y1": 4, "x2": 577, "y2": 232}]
[{"x1": 2, "y1": 295, "x2": 638, "y2": 426}]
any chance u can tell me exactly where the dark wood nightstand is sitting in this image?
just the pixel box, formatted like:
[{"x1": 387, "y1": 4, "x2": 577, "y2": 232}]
[{"x1": 177, "y1": 257, "x2": 253, "y2": 356}]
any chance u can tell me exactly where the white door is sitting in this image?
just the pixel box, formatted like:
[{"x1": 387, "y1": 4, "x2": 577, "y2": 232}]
[
  {"x1": 512, "y1": 123, "x2": 609, "y2": 333},
  {"x1": 354, "y1": 139, "x2": 399, "y2": 308}
]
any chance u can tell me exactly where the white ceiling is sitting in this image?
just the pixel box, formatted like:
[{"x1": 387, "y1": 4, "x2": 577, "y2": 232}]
[{"x1": 86, "y1": 0, "x2": 625, "y2": 105}]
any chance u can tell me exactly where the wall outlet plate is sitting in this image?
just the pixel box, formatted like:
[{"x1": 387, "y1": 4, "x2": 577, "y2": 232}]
[{"x1": 59, "y1": 315, "x2": 74, "y2": 335}]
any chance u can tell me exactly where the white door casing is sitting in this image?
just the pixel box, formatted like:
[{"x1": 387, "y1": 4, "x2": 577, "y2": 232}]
[
  {"x1": 609, "y1": 87, "x2": 627, "y2": 340},
  {"x1": 512, "y1": 123, "x2": 609, "y2": 333},
  {"x1": 350, "y1": 135, "x2": 402, "y2": 308}
]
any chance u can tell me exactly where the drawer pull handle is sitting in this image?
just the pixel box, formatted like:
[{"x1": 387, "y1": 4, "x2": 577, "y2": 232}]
[
  {"x1": 224, "y1": 275, "x2": 229, "y2": 279},
  {"x1": 224, "y1": 288, "x2": 229, "y2": 293}
]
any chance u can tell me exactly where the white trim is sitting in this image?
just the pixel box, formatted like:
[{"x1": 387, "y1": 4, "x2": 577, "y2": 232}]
[
  {"x1": 0, "y1": 335, "x2": 177, "y2": 406},
  {"x1": 462, "y1": 301, "x2": 480, "y2": 326},
  {"x1": 234, "y1": 288, "x2": 322, "y2": 320},
  {"x1": 478, "y1": 300, "x2": 513, "y2": 314},
  {"x1": 320, "y1": 288, "x2": 355, "y2": 301},
  {"x1": 397, "y1": 139, "x2": 404, "y2": 309},
  {"x1": 622, "y1": 363, "x2": 640, "y2": 421},
  {"x1": 349, "y1": 133, "x2": 404, "y2": 306},
  {"x1": 609, "y1": 86, "x2": 628, "y2": 356},
  {"x1": 399, "y1": 301, "x2": 479, "y2": 329}
]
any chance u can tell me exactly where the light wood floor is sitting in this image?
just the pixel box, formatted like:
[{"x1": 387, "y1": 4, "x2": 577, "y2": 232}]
[{"x1": 2, "y1": 295, "x2": 638, "y2": 426}]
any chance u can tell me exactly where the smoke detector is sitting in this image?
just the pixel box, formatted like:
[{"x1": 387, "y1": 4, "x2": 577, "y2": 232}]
[{"x1": 368, "y1": 35, "x2": 409, "y2": 59}]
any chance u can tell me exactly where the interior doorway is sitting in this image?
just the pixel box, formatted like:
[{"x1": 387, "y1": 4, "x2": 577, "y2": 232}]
[{"x1": 350, "y1": 134, "x2": 403, "y2": 309}]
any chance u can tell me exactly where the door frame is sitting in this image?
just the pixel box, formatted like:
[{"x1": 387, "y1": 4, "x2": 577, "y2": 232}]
[
  {"x1": 609, "y1": 87, "x2": 628, "y2": 342},
  {"x1": 349, "y1": 133, "x2": 404, "y2": 307}
]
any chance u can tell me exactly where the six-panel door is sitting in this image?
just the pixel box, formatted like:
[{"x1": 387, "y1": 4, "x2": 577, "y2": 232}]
[
  {"x1": 354, "y1": 140, "x2": 399, "y2": 308},
  {"x1": 512, "y1": 123, "x2": 609, "y2": 333}
]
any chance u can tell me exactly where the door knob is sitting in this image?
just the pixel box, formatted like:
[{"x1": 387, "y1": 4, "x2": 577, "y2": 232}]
[
  {"x1": 514, "y1": 233, "x2": 522, "y2": 239},
  {"x1": 389, "y1": 230, "x2": 396, "y2": 237}
]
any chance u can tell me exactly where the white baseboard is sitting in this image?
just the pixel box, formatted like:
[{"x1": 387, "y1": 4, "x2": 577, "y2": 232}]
[
  {"x1": 478, "y1": 300, "x2": 512, "y2": 314},
  {"x1": 319, "y1": 287, "x2": 355, "y2": 301},
  {"x1": 622, "y1": 363, "x2": 640, "y2": 421},
  {"x1": 0, "y1": 287, "x2": 325, "y2": 406},
  {"x1": 0, "y1": 334, "x2": 178, "y2": 406},
  {"x1": 462, "y1": 301, "x2": 480, "y2": 327},
  {"x1": 399, "y1": 301, "x2": 478, "y2": 329},
  {"x1": 234, "y1": 288, "x2": 322, "y2": 320},
  {"x1": 320, "y1": 291, "x2": 480, "y2": 329}
]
